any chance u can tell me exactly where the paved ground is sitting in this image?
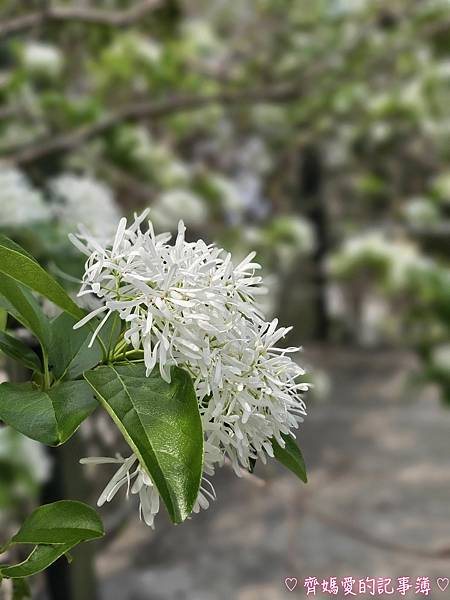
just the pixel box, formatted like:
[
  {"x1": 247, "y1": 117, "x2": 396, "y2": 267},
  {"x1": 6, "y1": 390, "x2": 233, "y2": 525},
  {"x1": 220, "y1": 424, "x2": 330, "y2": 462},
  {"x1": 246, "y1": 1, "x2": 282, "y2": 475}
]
[{"x1": 98, "y1": 346, "x2": 450, "y2": 600}]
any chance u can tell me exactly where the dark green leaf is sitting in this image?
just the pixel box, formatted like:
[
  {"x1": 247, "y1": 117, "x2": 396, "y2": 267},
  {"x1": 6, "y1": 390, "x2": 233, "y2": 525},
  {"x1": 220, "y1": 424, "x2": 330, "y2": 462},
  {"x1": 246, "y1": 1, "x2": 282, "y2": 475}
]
[
  {"x1": 272, "y1": 433, "x2": 307, "y2": 483},
  {"x1": 0, "y1": 235, "x2": 84, "y2": 320},
  {"x1": 0, "y1": 501, "x2": 104, "y2": 579},
  {"x1": 84, "y1": 364, "x2": 203, "y2": 523},
  {"x1": 0, "y1": 308, "x2": 7, "y2": 332},
  {"x1": 11, "y1": 500, "x2": 104, "y2": 545},
  {"x1": 0, "y1": 276, "x2": 50, "y2": 349},
  {"x1": 49, "y1": 313, "x2": 102, "y2": 381},
  {"x1": 0, "y1": 544, "x2": 73, "y2": 579},
  {"x1": 49, "y1": 312, "x2": 121, "y2": 381},
  {"x1": 0, "y1": 331, "x2": 42, "y2": 372},
  {"x1": 0, "y1": 380, "x2": 97, "y2": 445}
]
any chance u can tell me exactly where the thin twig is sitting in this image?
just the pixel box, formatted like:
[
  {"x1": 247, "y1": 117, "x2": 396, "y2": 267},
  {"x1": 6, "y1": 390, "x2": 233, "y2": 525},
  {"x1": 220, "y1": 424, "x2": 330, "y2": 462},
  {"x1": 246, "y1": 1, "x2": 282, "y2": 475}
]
[{"x1": 0, "y1": 0, "x2": 163, "y2": 40}]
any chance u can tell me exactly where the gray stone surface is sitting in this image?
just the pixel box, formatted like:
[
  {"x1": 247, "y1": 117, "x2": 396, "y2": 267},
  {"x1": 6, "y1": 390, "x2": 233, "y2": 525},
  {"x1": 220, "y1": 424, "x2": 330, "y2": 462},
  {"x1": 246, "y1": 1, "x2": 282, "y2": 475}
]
[{"x1": 98, "y1": 347, "x2": 450, "y2": 599}]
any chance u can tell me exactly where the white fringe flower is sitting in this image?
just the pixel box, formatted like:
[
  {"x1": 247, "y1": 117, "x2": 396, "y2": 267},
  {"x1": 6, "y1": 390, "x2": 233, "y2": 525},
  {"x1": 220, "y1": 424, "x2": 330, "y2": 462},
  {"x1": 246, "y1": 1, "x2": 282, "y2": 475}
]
[
  {"x1": 75, "y1": 210, "x2": 308, "y2": 527},
  {"x1": 151, "y1": 189, "x2": 208, "y2": 231},
  {"x1": 22, "y1": 41, "x2": 63, "y2": 76},
  {"x1": 51, "y1": 174, "x2": 121, "y2": 242},
  {"x1": 0, "y1": 167, "x2": 51, "y2": 227}
]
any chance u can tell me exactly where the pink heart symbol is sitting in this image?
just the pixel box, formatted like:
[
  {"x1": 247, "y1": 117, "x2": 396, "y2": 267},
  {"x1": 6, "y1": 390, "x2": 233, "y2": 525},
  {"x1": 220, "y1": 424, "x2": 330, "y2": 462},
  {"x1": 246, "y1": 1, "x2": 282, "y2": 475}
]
[
  {"x1": 285, "y1": 577, "x2": 298, "y2": 592},
  {"x1": 437, "y1": 578, "x2": 449, "y2": 591}
]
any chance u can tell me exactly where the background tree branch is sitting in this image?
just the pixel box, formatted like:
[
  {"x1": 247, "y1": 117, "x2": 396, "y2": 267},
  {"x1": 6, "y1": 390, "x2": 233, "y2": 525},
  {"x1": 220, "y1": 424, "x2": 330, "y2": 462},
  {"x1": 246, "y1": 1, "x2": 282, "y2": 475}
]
[
  {"x1": 0, "y1": 0, "x2": 163, "y2": 40},
  {"x1": 0, "y1": 83, "x2": 302, "y2": 166}
]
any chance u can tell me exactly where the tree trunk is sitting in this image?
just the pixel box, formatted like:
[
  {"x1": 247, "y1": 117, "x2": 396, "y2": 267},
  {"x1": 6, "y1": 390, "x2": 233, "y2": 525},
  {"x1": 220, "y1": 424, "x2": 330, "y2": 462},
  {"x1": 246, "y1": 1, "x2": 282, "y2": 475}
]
[{"x1": 299, "y1": 144, "x2": 330, "y2": 341}]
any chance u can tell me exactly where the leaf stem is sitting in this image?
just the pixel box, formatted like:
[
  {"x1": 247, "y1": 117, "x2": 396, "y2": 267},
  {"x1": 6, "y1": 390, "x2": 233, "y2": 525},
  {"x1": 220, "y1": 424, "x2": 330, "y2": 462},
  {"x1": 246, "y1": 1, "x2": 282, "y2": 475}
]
[
  {"x1": 0, "y1": 541, "x2": 11, "y2": 555},
  {"x1": 42, "y1": 349, "x2": 51, "y2": 390},
  {"x1": 112, "y1": 349, "x2": 144, "y2": 361},
  {"x1": 113, "y1": 338, "x2": 128, "y2": 357}
]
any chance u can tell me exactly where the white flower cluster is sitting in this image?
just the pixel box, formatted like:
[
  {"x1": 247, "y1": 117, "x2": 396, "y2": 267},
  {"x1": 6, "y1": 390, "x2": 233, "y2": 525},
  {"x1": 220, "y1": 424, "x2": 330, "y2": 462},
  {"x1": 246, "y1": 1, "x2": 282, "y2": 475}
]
[
  {"x1": 209, "y1": 175, "x2": 245, "y2": 219},
  {"x1": 403, "y1": 197, "x2": 439, "y2": 227},
  {"x1": 109, "y1": 33, "x2": 162, "y2": 65},
  {"x1": 115, "y1": 126, "x2": 190, "y2": 188},
  {"x1": 0, "y1": 167, "x2": 51, "y2": 227},
  {"x1": 181, "y1": 19, "x2": 222, "y2": 58},
  {"x1": 0, "y1": 427, "x2": 51, "y2": 523},
  {"x1": 0, "y1": 169, "x2": 123, "y2": 244},
  {"x1": 151, "y1": 189, "x2": 208, "y2": 231},
  {"x1": 271, "y1": 216, "x2": 316, "y2": 266},
  {"x1": 329, "y1": 231, "x2": 422, "y2": 288},
  {"x1": 0, "y1": 427, "x2": 51, "y2": 485},
  {"x1": 433, "y1": 172, "x2": 450, "y2": 204},
  {"x1": 51, "y1": 175, "x2": 121, "y2": 242},
  {"x1": 21, "y1": 42, "x2": 63, "y2": 76},
  {"x1": 432, "y1": 344, "x2": 450, "y2": 373},
  {"x1": 74, "y1": 211, "x2": 308, "y2": 527}
]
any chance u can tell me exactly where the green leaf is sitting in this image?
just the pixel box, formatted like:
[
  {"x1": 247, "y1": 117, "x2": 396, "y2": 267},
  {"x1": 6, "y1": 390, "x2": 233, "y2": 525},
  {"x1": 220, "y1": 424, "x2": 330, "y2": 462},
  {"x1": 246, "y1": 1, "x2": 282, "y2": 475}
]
[
  {"x1": 0, "y1": 544, "x2": 73, "y2": 579},
  {"x1": 272, "y1": 433, "x2": 307, "y2": 483},
  {"x1": 0, "y1": 331, "x2": 42, "y2": 372},
  {"x1": 11, "y1": 500, "x2": 104, "y2": 545},
  {"x1": 0, "y1": 308, "x2": 7, "y2": 332},
  {"x1": 0, "y1": 235, "x2": 84, "y2": 320},
  {"x1": 49, "y1": 313, "x2": 121, "y2": 381},
  {"x1": 49, "y1": 313, "x2": 102, "y2": 381},
  {"x1": 0, "y1": 380, "x2": 97, "y2": 446},
  {"x1": 84, "y1": 364, "x2": 203, "y2": 523},
  {"x1": 0, "y1": 501, "x2": 104, "y2": 579},
  {"x1": 12, "y1": 577, "x2": 31, "y2": 599},
  {"x1": 0, "y1": 276, "x2": 50, "y2": 349}
]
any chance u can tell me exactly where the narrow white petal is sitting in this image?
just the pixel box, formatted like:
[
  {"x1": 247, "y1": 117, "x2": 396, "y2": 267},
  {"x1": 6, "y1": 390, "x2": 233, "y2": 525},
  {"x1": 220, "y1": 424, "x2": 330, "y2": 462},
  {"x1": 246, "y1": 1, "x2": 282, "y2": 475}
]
[{"x1": 73, "y1": 305, "x2": 107, "y2": 329}]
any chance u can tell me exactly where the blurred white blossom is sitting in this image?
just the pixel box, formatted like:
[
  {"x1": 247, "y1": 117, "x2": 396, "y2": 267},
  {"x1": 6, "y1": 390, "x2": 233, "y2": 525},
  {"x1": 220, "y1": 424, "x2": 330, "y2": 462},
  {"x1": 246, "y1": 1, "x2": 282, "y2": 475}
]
[
  {"x1": 210, "y1": 175, "x2": 245, "y2": 219},
  {"x1": 309, "y1": 369, "x2": 331, "y2": 401},
  {"x1": 0, "y1": 167, "x2": 51, "y2": 227},
  {"x1": 151, "y1": 189, "x2": 208, "y2": 230},
  {"x1": 21, "y1": 42, "x2": 63, "y2": 76},
  {"x1": 433, "y1": 60, "x2": 450, "y2": 79},
  {"x1": 134, "y1": 38, "x2": 162, "y2": 64},
  {"x1": 401, "y1": 79, "x2": 425, "y2": 111},
  {"x1": 433, "y1": 173, "x2": 450, "y2": 203},
  {"x1": 50, "y1": 174, "x2": 121, "y2": 241},
  {"x1": 359, "y1": 296, "x2": 390, "y2": 346},
  {"x1": 432, "y1": 344, "x2": 450, "y2": 372},
  {"x1": 277, "y1": 216, "x2": 315, "y2": 255},
  {"x1": 181, "y1": 19, "x2": 222, "y2": 56},
  {"x1": 329, "y1": 231, "x2": 421, "y2": 288},
  {"x1": 109, "y1": 33, "x2": 162, "y2": 64},
  {"x1": 117, "y1": 127, "x2": 191, "y2": 187},
  {"x1": 0, "y1": 427, "x2": 51, "y2": 485},
  {"x1": 403, "y1": 197, "x2": 439, "y2": 226}
]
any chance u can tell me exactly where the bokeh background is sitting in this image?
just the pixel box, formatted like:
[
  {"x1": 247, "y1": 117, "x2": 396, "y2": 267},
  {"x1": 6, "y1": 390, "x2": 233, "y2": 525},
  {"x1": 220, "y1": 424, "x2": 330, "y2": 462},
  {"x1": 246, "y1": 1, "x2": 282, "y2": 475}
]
[{"x1": 0, "y1": 0, "x2": 450, "y2": 598}]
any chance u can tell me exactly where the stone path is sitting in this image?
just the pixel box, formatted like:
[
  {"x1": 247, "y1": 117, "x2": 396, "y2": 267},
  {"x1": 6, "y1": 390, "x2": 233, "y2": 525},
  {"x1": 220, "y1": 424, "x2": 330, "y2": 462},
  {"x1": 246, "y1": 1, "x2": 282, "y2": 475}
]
[{"x1": 98, "y1": 347, "x2": 450, "y2": 599}]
